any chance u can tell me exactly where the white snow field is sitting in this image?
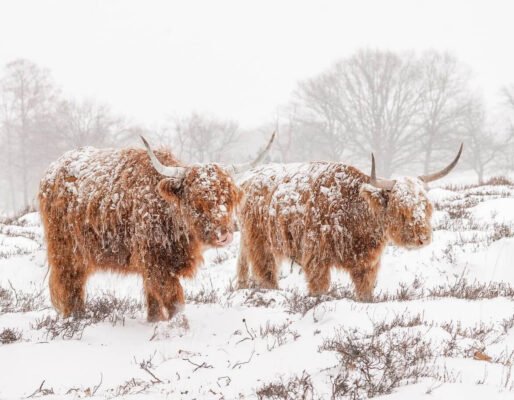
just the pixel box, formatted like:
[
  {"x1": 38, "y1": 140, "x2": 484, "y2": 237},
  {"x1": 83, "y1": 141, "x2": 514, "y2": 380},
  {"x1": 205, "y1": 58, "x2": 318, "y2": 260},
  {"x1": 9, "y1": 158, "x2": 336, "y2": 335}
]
[{"x1": 1, "y1": 179, "x2": 513, "y2": 399}]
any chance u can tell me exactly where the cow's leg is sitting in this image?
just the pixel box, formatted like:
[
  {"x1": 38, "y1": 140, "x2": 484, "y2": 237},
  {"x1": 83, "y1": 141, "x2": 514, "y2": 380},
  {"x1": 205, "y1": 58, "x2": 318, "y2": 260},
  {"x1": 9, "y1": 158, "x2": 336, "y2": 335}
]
[
  {"x1": 236, "y1": 237, "x2": 251, "y2": 289},
  {"x1": 161, "y1": 276, "x2": 185, "y2": 319},
  {"x1": 145, "y1": 290, "x2": 164, "y2": 322},
  {"x1": 349, "y1": 261, "x2": 380, "y2": 302},
  {"x1": 303, "y1": 262, "x2": 331, "y2": 296},
  {"x1": 143, "y1": 277, "x2": 167, "y2": 322},
  {"x1": 144, "y1": 271, "x2": 184, "y2": 322},
  {"x1": 48, "y1": 257, "x2": 88, "y2": 318},
  {"x1": 249, "y1": 243, "x2": 279, "y2": 290}
]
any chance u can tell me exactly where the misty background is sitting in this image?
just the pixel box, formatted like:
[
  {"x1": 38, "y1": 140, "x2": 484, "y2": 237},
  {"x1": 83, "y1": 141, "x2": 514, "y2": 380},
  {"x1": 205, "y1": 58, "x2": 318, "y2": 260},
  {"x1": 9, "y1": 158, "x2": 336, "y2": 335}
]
[{"x1": 1, "y1": 0, "x2": 513, "y2": 215}]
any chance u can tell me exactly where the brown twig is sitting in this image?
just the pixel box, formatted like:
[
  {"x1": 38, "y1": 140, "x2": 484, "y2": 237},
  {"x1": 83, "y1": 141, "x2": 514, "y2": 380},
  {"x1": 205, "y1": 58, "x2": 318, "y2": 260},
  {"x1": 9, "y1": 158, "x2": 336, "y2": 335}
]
[
  {"x1": 232, "y1": 349, "x2": 255, "y2": 369},
  {"x1": 140, "y1": 364, "x2": 163, "y2": 383},
  {"x1": 183, "y1": 358, "x2": 214, "y2": 372},
  {"x1": 26, "y1": 380, "x2": 53, "y2": 398},
  {"x1": 242, "y1": 318, "x2": 255, "y2": 340},
  {"x1": 92, "y1": 373, "x2": 103, "y2": 395}
]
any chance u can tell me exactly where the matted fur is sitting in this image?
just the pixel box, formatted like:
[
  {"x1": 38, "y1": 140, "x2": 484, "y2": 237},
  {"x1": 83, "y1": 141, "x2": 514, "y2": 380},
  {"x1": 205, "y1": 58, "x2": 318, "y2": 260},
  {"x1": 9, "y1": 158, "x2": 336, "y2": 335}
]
[
  {"x1": 237, "y1": 162, "x2": 433, "y2": 300},
  {"x1": 39, "y1": 146, "x2": 240, "y2": 321}
]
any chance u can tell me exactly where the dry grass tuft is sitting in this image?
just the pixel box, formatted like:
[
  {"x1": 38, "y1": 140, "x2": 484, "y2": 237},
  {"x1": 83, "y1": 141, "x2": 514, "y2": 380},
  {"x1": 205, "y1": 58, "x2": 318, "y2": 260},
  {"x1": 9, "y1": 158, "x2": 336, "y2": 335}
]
[
  {"x1": 259, "y1": 320, "x2": 300, "y2": 350},
  {"x1": 321, "y1": 327, "x2": 434, "y2": 399},
  {"x1": 256, "y1": 371, "x2": 315, "y2": 400},
  {"x1": 0, "y1": 327, "x2": 22, "y2": 344},
  {"x1": 32, "y1": 294, "x2": 143, "y2": 340},
  {"x1": 0, "y1": 284, "x2": 46, "y2": 314},
  {"x1": 186, "y1": 287, "x2": 219, "y2": 304}
]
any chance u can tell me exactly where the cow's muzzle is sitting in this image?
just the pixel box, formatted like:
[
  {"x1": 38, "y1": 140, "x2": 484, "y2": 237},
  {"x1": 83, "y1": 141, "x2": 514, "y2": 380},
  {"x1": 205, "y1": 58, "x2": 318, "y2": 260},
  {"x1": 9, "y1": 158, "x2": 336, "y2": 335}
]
[{"x1": 215, "y1": 231, "x2": 234, "y2": 246}]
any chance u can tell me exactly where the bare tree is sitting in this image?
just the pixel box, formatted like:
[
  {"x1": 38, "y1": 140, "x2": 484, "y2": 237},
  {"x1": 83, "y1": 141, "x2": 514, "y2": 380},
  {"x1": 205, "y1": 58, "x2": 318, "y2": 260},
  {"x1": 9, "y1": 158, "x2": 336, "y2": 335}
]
[
  {"x1": 0, "y1": 59, "x2": 60, "y2": 209},
  {"x1": 500, "y1": 85, "x2": 514, "y2": 172},
  {"x1": 173, "y1": 113, "x2": 240, "y2": 163},
  {"x1": 418, "y1": 51, "x2": 471, "y2": 174},
  {"x1": 504, "y1": 85, "x2": 514, "y2": 109},
  {"x1": 0, "y1": 59, "x2": 140, "y2": 214},
  {"x1": 294, "y1": 50, "x2": 426, "y2": 176},
  {"x1": 55, "y1": 99, "x2": 131, "y2": 149},
  {"x1": 292, "y1": 69, "x2": 348, "y2": 162},
  {"x1": 460, "y1": 100, "x2": 511, "y2": 183}
]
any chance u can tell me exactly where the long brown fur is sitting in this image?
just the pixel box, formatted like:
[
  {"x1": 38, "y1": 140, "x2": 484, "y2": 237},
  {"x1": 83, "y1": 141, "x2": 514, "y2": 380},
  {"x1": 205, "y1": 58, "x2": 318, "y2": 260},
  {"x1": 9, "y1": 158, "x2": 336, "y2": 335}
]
[
  {"x1": 39, "y1": 146, "x2": 240, "y2": 321},
  {"x1": 237, "y1": 162, "x2": 433, "y2": 300}
]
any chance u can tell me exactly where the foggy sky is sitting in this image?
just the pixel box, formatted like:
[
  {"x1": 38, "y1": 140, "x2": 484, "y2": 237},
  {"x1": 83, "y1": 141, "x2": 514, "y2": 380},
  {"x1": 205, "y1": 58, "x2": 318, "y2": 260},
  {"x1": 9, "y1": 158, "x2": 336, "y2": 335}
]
[{"x1": 1, "y1": 0, "x2": 513, "y2": 127}]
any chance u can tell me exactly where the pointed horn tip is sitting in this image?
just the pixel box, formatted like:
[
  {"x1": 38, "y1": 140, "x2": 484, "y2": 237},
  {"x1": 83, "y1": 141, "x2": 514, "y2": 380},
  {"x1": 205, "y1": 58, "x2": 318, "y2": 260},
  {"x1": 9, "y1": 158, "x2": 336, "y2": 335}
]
[
  {"x1": 140, "y1": 135, "x2": 150, "y2": 148},
  {"x1": 267, "y1": 131, "x2": 276, "y2": 147},
  {"x1": 419, "y1": 142, "x2": 464, "y2": 183},
  {"x1": 261, "y1": 131, "x2": 276, "y2": 153}
]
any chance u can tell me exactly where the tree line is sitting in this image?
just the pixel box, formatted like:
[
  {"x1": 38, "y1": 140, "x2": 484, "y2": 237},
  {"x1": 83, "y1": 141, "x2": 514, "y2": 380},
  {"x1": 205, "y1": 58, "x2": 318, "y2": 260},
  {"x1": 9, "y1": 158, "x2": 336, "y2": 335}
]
[{"x1": 1, "y1": 50, "x2": 513, "y2": 214}]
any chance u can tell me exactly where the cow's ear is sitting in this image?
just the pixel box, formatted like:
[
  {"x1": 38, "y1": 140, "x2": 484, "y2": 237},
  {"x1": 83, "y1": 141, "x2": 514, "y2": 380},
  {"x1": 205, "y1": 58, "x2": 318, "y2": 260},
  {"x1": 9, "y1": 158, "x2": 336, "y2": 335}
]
[
  {"x1": 359, "y1": 184, "x2": 387, "y2": 215},
  {"x1": 157, "y1": 178, "x2": 184, "y2": 202}
]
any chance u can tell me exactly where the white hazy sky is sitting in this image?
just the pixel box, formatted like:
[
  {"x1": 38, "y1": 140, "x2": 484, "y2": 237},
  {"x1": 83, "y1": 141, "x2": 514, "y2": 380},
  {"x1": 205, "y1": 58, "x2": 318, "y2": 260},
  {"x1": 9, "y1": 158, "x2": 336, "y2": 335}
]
[{"x1": 1, "y1": 0, "x2": 513, "y2": 128}]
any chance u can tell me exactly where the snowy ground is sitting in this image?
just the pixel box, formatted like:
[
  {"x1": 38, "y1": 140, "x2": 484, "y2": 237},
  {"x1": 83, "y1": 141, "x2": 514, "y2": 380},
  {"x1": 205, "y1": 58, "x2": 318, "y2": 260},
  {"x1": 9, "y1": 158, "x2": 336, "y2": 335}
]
[{"x1": 1, "y1": 179, "x2": 514, "y2": 399}]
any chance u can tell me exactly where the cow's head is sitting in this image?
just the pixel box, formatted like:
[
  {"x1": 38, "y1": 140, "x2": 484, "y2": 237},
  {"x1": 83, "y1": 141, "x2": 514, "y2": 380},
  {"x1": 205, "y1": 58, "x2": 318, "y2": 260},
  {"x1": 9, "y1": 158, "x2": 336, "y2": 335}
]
[
  {"x1": 142, "y1": 133, "x2": 275, "y2": 247},
  {"x1": 360, "y1": 144, "x2": 463, "y2": 248}
]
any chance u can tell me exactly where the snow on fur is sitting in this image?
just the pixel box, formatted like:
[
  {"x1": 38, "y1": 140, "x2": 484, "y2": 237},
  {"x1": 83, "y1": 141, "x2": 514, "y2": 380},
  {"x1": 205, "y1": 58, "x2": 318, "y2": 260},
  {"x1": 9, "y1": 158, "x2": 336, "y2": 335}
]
[
  {"x1": 237, "y1": 162, "x2": 433, "y2": 299},
  {"x1": 38, "y1": 146, "x2": 240, "y2": 321}
]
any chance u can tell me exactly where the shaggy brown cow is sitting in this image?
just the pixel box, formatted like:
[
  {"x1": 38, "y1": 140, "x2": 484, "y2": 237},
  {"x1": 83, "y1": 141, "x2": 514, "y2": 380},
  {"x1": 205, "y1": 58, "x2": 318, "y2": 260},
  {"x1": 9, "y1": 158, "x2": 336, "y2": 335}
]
[
  {"x1": 237, "y1": 146, "x2": 462, "y2": 300},
  {"x1": 39, "y1": 134, "x2": 274, "y2": 321}
]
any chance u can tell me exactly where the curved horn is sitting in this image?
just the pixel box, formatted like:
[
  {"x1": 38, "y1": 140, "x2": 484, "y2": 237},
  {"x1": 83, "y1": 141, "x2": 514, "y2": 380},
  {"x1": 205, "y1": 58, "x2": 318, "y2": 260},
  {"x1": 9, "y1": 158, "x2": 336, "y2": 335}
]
[
  {"x1": 140, "y1": 136, "x2": 187, "y2": 179},
  {"x1": 369, "y1": 153, "x2": 395, "y2": 190},
  {"x1": 419, "y1": 143, "x2": 463, "y2": 183},
  {"x1": 229, "y1": 131, "x2": 276, "y2": 174}
]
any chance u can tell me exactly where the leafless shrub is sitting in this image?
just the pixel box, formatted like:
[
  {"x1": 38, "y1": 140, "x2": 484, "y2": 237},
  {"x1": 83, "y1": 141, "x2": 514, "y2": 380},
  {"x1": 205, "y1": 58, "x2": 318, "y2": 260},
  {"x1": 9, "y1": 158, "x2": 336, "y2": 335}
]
[
  {"x1": 26, "y1": 380, "x2": 54, "y2": 398},
  {"x1": 284, "y1": 283, "x2": 426, "y2": 316},
  {"x1": 150, "y1": 314, "x2": 190, "y2": 341},
  {"x1": 186, "y1": 287, "x2": 219, "y2": 304},
  {"x1": 259, "y1": 320, "x2": 300, "y2": 350},
  {"x1": 321, "y1": 328, "x2": 434, "y2": 399},
  {"x1": 32, "y1": 295, "x2": 143, "y2": 340},
  {"x1": 372, "y1": 313, "x2": 425, "y2": 336},
  {"x1": 500, "y1": 314, "x2": 514, "y2": 334},
  {"x1": 0, "y1": 205, "x2": 36, "y2": 226},
  {"x1": 439, "y1": 320, "x2": 496, "y2": 357},
  {"x1": 0, "y1": 287, "x2": 11, "y2": 310},
  {"x1": 483, "y1": 176, "x2": 513, "y2": 186},
  {"x1": 108, "y1": 378, "x2": 152, "y2": 397},
  {"x1": 87, "y1": 294, "x2": 143, "y2": 324},
  {"x1": 256, "y1": 371, "x2": 315, "y2": 400},
  {"x1": 326, "y1": 284, "x2": 357, "y2": 300},
  {"x1": 490, "y1": 223, "x2": 514, "y2": 242},
  {"x1": 445, "y1": 206, "x2": 473, "y2": 220},
  {"x1": 0, "y1": 327, "x2": 22, "y2": 344},
  {"x1": 211, "y1": 250, "x2": 231, "y2": 265},
  {"x1": 283, "y1": 274, "x2": 514, "y2": 317},
  {"x1": 32, "y1": 314, "x2": 93, "y2": 340},
  {"x1": 0, "y1": 223, "x2": 41, "y2": 243},
  {"x1": 241, "y1": 288, "x2": 278, "y2": 308},
  {"x1": 284, "y1": 289, "x2": 332, "y2": 315},
  {"x1": 442, "y1": 177, "x2": 513, "y2": 191},
  {"x1": 428, "y1": 278, "x2": 514, "y2": 300},
  {"x1": 0, "y1": 283, "x2": 46, "y2": 314}
]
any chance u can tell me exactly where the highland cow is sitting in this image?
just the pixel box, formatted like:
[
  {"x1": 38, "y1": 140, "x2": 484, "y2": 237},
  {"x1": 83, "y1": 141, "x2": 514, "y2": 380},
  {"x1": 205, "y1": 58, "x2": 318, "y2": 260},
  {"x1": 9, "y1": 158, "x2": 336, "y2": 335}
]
[
  {"x1": 39, "y1": 134, "x2": 274, "y2": 321},
  {"x1": 237, "y1": 145, "x2": 462, "y2": 300}
]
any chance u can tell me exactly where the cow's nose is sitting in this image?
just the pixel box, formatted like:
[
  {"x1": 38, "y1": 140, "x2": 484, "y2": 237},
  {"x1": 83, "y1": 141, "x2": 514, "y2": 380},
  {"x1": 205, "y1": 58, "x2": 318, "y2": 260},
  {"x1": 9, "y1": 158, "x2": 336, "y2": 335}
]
[
  {"x1": 216, "y1": 231, "x2": 233, "y2": 246},
  {"x1": 419, "y1": 235, "x2": 431, "y2": 246}
]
